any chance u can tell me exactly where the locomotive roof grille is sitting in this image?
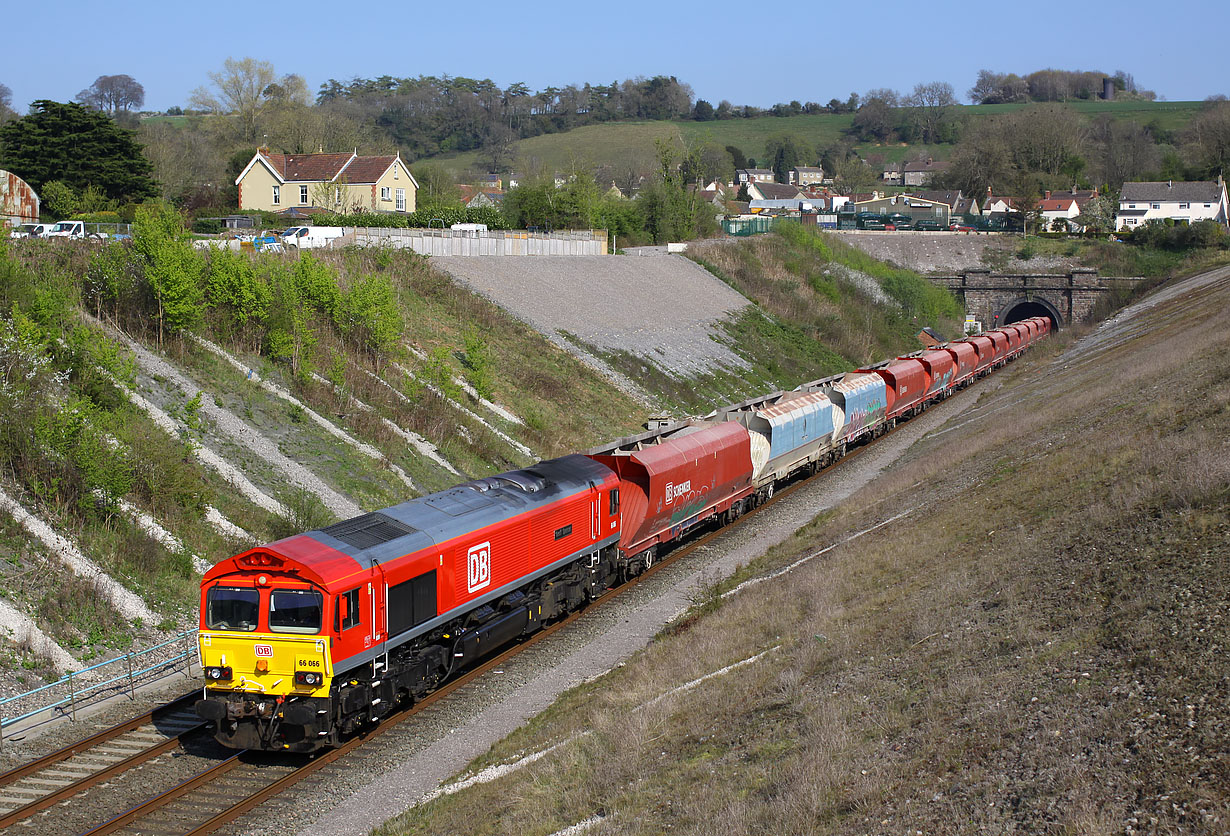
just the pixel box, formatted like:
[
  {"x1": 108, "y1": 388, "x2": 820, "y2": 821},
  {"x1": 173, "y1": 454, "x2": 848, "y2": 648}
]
[{"x1": 321, "y1": 513, "x2": 418, "y2": 549}]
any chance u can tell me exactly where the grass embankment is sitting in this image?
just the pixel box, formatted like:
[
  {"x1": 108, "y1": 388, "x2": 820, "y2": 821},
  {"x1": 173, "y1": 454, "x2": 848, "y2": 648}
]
[
  {"x1": 0, "y1": 236, "x2": 643, "y2": 674},
  {"x1": 379, "y1": 267, "x2": 1229, "y2": 834}
]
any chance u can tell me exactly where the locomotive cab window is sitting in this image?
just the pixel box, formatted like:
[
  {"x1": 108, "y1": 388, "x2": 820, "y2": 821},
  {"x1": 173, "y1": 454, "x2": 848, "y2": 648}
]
[
  {"x1": 269, "y1": 589, "x2": 323, "y2": 634},
  {"x1": 337, "y1": 588, "x2": 361, "y2": 630},
  {"x1": 206, "y1": 587, "x2": 259, "y2": 632},
  {"x1": 609, "y1": 488, "x2": 619, "y2": 515}
]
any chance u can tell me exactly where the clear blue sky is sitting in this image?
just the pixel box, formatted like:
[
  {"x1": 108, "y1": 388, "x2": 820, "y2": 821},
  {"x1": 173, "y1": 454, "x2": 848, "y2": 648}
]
[{"x1": 4, "y1": 1, "x2": 1226, "y2": 113}]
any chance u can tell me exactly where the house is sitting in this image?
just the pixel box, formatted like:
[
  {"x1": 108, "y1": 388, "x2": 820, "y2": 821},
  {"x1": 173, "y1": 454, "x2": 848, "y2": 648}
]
[
  {"x1": 467, "y1": 190, "x2": 504, "y2": 209},
  {"x1": 736, "y1": 168, "x2": 776, "y2": 185},
  {"x1": 910, "y1": 190, "x2": 980, "y2": 219},
  {"x1": 903, "y1": 158, "x2": 949, "y2": 187},
  {"x1": 788, "y1": 166, "x2": 825, "y2": 186},
  {"x1": 854, "y1": 193, "x2": 950, "y2": 226},
  {"x1": 1, "y1": 170, "x2": 40, "y2": 227},
  {"x1": 881, "y1": 163, "x2": 903, "y2": 186},
  {"x1": 1037, "y1": 192, "x2": 1084, "y2": 231},
  {"x1": 746, "y1": 182, "x2": 805, "y2": 201},
  {"x1": 235, "y1": 148, "x2": 418, "y2": 214},
  {"x1": 983, "y1": 193, "x2": 1019, "y2": 215},
  {"x1": 1115, "y1": 178, "x2": 1229, "y2": 230}
]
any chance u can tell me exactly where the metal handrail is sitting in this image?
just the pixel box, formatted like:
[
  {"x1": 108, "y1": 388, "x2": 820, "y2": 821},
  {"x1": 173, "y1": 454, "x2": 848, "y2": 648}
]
[{"x1": 0, "y1": 630, "x2": 198, "y2": 743}]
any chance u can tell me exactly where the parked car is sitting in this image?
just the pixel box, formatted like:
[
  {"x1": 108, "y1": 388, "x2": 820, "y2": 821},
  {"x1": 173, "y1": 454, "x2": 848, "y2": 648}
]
[
  {"x1": 950, "y1": 223, "x2": 976, "y2": 232},
  {"x1": 886, "y1": 214, "x2": 913, "y2": 230},
  {"x1": 914, "y1": 219, "x2": 944, "y2": 231},
  {"x1": 9, "y1": 223, "x2": 50, "y2": 239}
]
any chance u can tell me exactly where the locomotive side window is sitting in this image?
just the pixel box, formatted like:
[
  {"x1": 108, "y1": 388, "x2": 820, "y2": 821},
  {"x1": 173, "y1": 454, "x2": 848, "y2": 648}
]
[
  {"x1": 206, "y1": 587, "x2": 259, "y2": 631},
  {"x1": 609, "y1": 488, "x2": 619, "y2": 515},
  {"x1": 269, "y1": 589, "x2": 323, "y2": 634},
  {"x1": 339, "y1": 588, "x2": 361, "y2": 630}
]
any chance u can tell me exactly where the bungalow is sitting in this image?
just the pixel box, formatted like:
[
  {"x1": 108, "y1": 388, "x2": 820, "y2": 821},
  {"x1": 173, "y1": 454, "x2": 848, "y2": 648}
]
[
  {"x1": 1115, "y1": 178, "x2": 1228, "y2": 230},
  {"x1": 235, "y1": 148, "x2": 418, "y2": 214}
]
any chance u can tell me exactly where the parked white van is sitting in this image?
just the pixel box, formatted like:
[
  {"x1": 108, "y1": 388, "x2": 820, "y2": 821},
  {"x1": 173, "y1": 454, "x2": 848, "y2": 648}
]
[
  {"x1": 9, "y1": 223, "x2": 50, "y2": 239},
  {"x1": 279, "y1": 226, "x2": 346, "y2": 250},
  {"x1": 45, "y1": 220, "x2": 88, "y2": 239}
]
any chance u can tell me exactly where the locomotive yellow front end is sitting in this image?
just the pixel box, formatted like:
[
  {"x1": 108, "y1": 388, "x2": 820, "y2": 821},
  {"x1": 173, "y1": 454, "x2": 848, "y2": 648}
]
[{"x1": 196, "y1": 572, "x2": 339, "y2": 752}]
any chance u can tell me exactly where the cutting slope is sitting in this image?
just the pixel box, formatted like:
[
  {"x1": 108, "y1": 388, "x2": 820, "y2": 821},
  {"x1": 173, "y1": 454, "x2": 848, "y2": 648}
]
[{"x1": 435, "y1": 254, "x2": 751, "y2": 399}]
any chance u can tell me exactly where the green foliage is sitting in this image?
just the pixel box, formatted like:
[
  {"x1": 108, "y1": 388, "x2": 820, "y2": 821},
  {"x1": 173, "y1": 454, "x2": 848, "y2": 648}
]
[
  {"x1": 338, "y1": 272, "x2": 404, "y2": 358},
  {"x1": 133, "y1": 203, "x2": 206, "y2": 337},
  {"x1": 0, "y1": 100, "x2": 158, "y2": 202},
  {"x1": 315, "y1": 206, "x2": 507, "y2": 229},
  {"x1": 461, "y1": 328, "x2": 494, "y2": 400},
  {"x1": 84, "y1": 241, "x2": 141, "y2": 320},
  {"x1": 1128, "y1": 219, "x2": 1230, "y2": 252},
  {"x1": 421, "y1": 345, "x2": 461, "y2": 401},
  {"x1": 204, "y1": 246, "x2": 270, "y2": 332}
]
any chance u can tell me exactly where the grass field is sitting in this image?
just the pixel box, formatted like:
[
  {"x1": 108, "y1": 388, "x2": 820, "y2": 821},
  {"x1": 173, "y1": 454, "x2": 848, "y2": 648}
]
[{"x1": 428, "y1": 100, "x2": 1206, "y2": 177}]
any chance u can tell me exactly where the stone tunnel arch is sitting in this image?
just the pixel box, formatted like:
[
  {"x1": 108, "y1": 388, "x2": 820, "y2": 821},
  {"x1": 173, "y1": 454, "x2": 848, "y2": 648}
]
[{"x1": 994, "y1": 296, "x2": 1064, "y2": 329}]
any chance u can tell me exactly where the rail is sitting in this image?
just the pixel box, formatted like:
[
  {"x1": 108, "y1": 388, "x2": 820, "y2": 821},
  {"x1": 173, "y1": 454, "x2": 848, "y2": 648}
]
[{"x1": 0, "y1": 630, "x2": 198, "y2": 745}]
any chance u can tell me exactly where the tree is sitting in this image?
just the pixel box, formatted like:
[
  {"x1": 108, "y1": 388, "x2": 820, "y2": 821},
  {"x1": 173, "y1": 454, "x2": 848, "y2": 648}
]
[
  {"x1": 904, "y1": 82, "x2": 958, "y2": 143},
  {"x1": 0, "y1": 83, "x2": 14, "y2": 122},
  {"x1": 851, "y1": 97, "x2": 895, "y2": 142},
  {"x1": 765, "y1": 134, "x2": 811, "y2": 183},
  {"x1": 1075, "y1": 193, "x2": 1117, "y2": 232},
  {"x1": 76, "y1": 74, "x2": 145, "y2": 116},
  {"x1": 132, "y1": 204, "x2": 206, "y2": 345},
  {"x1": 693, "y1": 99, "x2": 715, "y2": 121},
  {"x1": 0, "y1": 100, "x2": 158, "y2": 202},
  {"x1": 1183, "y1": 101, "x2": 1230, "y2": 178},
  {"x1": 189, "y1": 57, "x2": 279, "y2": 142}
]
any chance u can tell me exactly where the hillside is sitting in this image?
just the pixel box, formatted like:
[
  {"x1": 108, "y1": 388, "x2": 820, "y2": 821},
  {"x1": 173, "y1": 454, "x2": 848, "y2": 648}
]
[
  {"x1": 374, "y1": 263, "x2": 1230, "y2": 835},
  {"x1": 0, "y1": 222, "x2": 954, "y2": 691},
  {"x1": 427, "y1": 100, "x2": 1206, "y2": 176}
]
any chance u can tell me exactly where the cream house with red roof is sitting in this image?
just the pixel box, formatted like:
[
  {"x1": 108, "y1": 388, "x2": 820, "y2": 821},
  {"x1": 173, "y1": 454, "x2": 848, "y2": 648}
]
[{"x1": 235, "y1": 148, "x2": 418, "y2": 214}]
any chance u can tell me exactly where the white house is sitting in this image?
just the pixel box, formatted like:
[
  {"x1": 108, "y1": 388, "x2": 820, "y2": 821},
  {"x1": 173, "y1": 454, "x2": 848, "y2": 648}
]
[
  {"x1": 1037, "y1": 195, "x2": 1083, "y2": 231},
  {"x1": 1116, "y1": 178, "x2": 1228, "y2": 230},
  {"x1": 736, "y1": 168, "x2": 776, "y2": 185}
]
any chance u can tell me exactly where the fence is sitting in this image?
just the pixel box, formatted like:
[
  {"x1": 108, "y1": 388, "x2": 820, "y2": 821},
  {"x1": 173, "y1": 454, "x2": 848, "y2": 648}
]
[
  {"x1": 354, "y1": 227, "x2": 608, "y2": 256},
  {"x1": 722, "y1": 216, "x2": 778, "y2": 237},
  {"x1": 0, "y1": 630, "x2": 198, "y2": 746}
]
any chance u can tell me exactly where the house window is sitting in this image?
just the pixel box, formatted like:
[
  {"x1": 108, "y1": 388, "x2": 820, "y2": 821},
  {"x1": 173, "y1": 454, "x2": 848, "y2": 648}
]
[
  {"x1": 1151, "y1": 203, "x2": 1160, "y2": 209},
  {"x1": 1128, "y1": 203, "x2": 1136, "y2": 208},
  {"x1": 1179, "y1": 202, "x2": 1189, "y2": 209},
  {"x1": 381, "y1": 187, "x2": 391, "y2": 201},
  {"x1": 272, "y1": 185, "x2": 280, "y2": 205},
  {"x1": 300, "y1": 185, "x2": 309, "y2": 204},
  {"x1": 395, "y1": 188, "x2": 406, "y2": 211}
]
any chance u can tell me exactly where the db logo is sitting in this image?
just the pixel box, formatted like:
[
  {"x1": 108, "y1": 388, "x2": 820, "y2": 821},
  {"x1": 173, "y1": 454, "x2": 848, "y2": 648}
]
[
  {"x1": 467, "y1": 542, "x2": 492, "y2": 593},
  {"x1": 254, "y1": 644, "x2": 273, "y2": 657},
  {"x1": 665, "y1": 480, "x2": 691, "y2": 505}
]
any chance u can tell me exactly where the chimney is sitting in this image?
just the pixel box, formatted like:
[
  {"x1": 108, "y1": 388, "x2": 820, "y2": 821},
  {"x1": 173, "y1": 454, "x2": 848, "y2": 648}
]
[
  {"x1": 1168, "y1": 180, "x2": 1173, "y2": 188},
  {"x1": 1045, "y1": 190, "x2": 1051, "y2": 200}
]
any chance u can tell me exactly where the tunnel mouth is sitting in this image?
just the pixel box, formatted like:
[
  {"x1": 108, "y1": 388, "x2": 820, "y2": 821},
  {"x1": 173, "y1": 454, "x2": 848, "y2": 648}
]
[{"x1": 996, "y1": 297, "x2": 1062, "y2": 329}]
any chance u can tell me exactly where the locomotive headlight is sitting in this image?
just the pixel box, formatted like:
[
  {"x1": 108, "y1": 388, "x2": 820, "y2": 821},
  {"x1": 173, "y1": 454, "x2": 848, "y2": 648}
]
[
  {"x1": 294, "y1": 670, "x2": 322, "y2": 687},
  {"x1": 205, "y1": 666, "x2": 233, "y2": 681}
]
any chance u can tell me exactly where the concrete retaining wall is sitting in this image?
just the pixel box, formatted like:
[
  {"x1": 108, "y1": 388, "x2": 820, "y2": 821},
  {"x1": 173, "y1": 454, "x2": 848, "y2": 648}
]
[{"x1": 354, "y1": 228, "x2": 607, "y2": 256}]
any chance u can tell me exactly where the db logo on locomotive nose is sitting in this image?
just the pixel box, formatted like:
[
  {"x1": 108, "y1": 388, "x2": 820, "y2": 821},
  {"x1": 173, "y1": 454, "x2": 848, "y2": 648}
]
[
  {"x1": 254, "y1": 644, "x2": 273, "y2": 657},
  {"x1": 467, "y1": 542, "x2": 492, "y2": 593}
]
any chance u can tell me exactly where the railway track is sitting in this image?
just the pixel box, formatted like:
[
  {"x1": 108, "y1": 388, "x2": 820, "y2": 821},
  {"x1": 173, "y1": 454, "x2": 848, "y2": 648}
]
[
  {"x1": 1, "y1": 424, "x2": 894, "y2": 835},
  {"x1": 0, "y1": 693, "x2": 205, "y2": 829}
]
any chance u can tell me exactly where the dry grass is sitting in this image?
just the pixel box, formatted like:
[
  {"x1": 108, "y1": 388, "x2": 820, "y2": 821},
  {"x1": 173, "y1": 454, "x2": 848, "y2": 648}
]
[{"x1": 379, "y1": 271, "x2": 1230, "y2": 835}]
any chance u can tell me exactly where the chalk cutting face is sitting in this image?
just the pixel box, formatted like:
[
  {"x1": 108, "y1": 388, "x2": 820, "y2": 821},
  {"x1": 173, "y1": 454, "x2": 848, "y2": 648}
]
[{"x1": 467, "y1": 542, "x2": 492, "y2": 593}]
